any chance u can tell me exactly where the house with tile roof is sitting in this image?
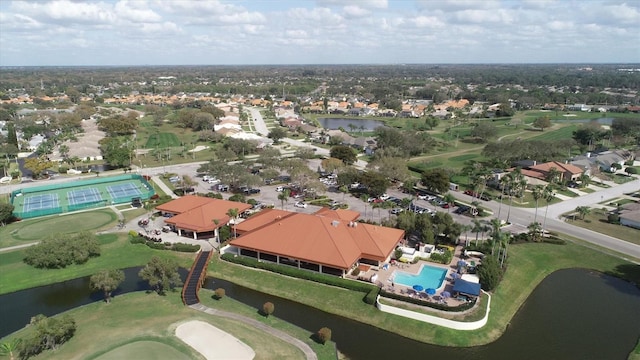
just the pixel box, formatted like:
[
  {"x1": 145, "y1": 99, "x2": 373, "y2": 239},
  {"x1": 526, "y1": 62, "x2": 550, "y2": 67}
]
[
  {"x1": 228, "y1": 207, "x2": 404, "y2": 277},
  {"x1": 156, "y1": 196, "x2": 252, "y2": 240},
  {"x1": 526, "y1": 161, "x2": 583, "y2": 182}
]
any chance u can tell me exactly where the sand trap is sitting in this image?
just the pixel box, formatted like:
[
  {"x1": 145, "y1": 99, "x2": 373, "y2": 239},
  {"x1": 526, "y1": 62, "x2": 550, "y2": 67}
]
[
  {"x1": 175, "y1": 320, "x2": 255, "y2": 360},
  {"x1": 189, "y1": 145, "x2": 210, "y2": 153}
]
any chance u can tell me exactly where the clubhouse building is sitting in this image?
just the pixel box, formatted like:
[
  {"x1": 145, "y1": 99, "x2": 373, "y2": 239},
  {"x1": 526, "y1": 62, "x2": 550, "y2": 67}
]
[{"x1": 157, "y1": 196, "x2": 405, "y2": 277}]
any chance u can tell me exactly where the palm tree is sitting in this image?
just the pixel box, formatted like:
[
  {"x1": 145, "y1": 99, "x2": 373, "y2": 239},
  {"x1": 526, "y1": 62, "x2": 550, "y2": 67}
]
[
  {"x1": 527, "y1": 221, "x2": 543, "y2": 242},
  {"x1": 541, "y1": 185, "x2": 555, "y2": 231},
  {"x1": 278, "y1": 189, "x2": 290, "y2": 209},
  {"x1": 442, "y1": 192, "x2": 456, "y2": 213},
  {"x1": 546, "y1": 167, "x2": 562, "y2": 185},
  {"x1": 579, "y1": 173, "x2": 591, "y2": 188},
  {"x1": 489, "y1": 218, "x2": 503, "y2": 255},
  {"x1": 576, "y1": 206, "x2": 591, "y2": 220},
  {"x1": 226, "y1": 208, "x2": 239, "y2": 238},
  {"x1": 497, "y1": 175, "x2": 510, "y2": 219},
  {"x1": 532, "y1": 185, "x2": 544, "y2": 224},
  {"x1": 495, "y1": 231, "x2": 510, "y2": 267},
  {"x1": 0, "y1": 339, "x2": 21, "y2": 360},
  {"x1": 460, "y1": 224, "x2": 472, "y2": 246},
  {"x1": 471, "y1": 219, "x2": 484, "y2": 244}
]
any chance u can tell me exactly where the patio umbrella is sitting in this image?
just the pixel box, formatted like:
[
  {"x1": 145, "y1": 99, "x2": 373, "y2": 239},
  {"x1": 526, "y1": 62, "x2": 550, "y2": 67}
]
[
  {"x1": 426, "y1": 288, "x2": 436, "y2": 296},
  {"x1": 412, "y1": 284, "x2": 424, "y2": 292},
  {"x1": 451, "y1": 272, "x2": 460, "y2": 280},
  {"x1": 441, "y1": 291, "x2": 451, "y2": 298},
  {"x1": 457, "y1": 260, "x2": 467, "y2": 267}
]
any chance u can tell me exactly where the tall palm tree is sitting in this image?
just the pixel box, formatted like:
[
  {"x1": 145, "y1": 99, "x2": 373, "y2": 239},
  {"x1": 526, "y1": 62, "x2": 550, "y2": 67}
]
[
  {"x1": 226, "y1": 208, "x2": 239, "y2": 238},
  {"x1": 531, "y1": 185, "x2": 544, "y2": 224},
  {"x1": 489, "y1": 218, "x2": 502, "y2": 255},
  {"x1": 495, "y1": 231, "x2": 511, "y2": 267},
  {"x1": 497, "y1": 174, "x2": 510, "y2": 219},
  {"x1": 460, "y1": 224, "x2": 472, "y2": 246},
  {"x1": 472, "y1": 219, "x2": 484, "y2": 244},
  {"x1": 278, "y1": 189, "x2": 290, "y2": 209},
  {"x1": 541, "y1": 185, "x2": 555, "y2": 231}
]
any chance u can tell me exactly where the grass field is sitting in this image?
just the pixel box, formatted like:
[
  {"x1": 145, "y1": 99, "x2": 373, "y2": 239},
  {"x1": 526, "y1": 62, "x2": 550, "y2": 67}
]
[
  {"x1": 205, "y1": 240, "x2": 639, "y2": 347},
  {"x1": 145, "y1": 132, "x2": 181, "y2": 148},
  {"x1": 0, "y1": 290, "x2": 333, "y2": 360},
  {"x1": 93, "y1": 341, "x2": 192, "y2": 360},
  {"x1": 530, "y1": 124, "x2": 578, "y2": 141},
  {"x1": 0, "y1": 234, "x2": 195, "y2": 295},
  {"x1": 0, "y1": 209, "x2": 118, "y2": 248},
  {"x1": 568, "y1": 211, "x2": 640, "y2": 246}
]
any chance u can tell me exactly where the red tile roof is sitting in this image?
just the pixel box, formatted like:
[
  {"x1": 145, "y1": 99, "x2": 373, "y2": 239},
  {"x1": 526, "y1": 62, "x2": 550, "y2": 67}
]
[
  {"x1": 158, "y1": 196, "x2": 251, "y2": 232},
  {"x1": 230, "y1": 209, "x2": 404, "y2": 270},
  {"x1": 529, "y1": 161, "x2": 583, "y2": 175}
]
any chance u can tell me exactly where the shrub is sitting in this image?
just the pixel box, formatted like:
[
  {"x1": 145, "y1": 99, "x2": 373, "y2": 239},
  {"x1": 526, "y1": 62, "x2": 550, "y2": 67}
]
[
  {"x1": 364, "y1": 287, "x2": 380, "y2": 305},
  {"x1": 128, "y1": 230, "x2": 139, "y2": 237},
  {"x1": 129, "y1": 235, "x2": 146, "y2": 244},
  {"x1": 477, "y1": 255, "x2": 502, "y2": 291},
  {"x1": 221, "y1": 253, "x2": 376, "y2": 294},
  {"x1": 18, "y1": 314, "x2": 76, "y2": 358},
  {"x1": 542, "y1": 236, "x2": 567, "y2": 245},
  {"x1": 351, "y1": 267, "x2": 361, "y2": 277},
  {"x1": 429, "y1": 250, "x2": 453, "y2": 264},
  {"x1": 316, "y1": 327, "x2": 332, "y2": 344},
  {"x1": 214, "y1": 288, "x2": 226, "y2": 300},
  {"x1": 172, "y1": 242, "x2": 200, "y2": 252},
  {"x1": 262, "y1": 302, "x2": 275, "y2": 317},
  {"x1": 146, "y1": 242, "x2": 166, "y2": 250},
  {"x1": 24, "y1": 232, "x2": 100, "y2": 268},
  {"x1": 607, "y1": 213, "x2": 620, "y2": 224}
]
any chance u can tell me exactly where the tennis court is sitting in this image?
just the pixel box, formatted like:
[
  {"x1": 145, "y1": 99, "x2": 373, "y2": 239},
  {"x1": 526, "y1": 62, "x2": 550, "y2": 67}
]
[
  {"x1": 23, "y1": 193, "x2": 61, "y2": 213},
  {"x1": 11, "y1": 174, "x2": 155, "y2": 219}
]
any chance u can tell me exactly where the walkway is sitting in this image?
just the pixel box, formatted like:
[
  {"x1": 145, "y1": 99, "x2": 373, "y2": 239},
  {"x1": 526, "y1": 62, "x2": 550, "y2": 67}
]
[
  {"x1": 182, "y1": 250, "x2": 212, "y2": 305},
  {"x1": 189, "y1": 303, "x2": 318, "y2": 360},
  {"x1": 150, "y1": 175, "x2": 179, "y2": 199}
]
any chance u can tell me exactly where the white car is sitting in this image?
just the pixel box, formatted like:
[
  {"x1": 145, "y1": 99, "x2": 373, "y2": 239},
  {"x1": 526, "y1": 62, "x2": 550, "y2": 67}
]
[
  {"x1": 294, "y1": 201, "x2": 307, "y2": 208},
  {"x1": 208, "y1": 178, "x2": 220, "y2": 185},
  {"x1": 276, "y1": 186, "x2": 284, "y2": 192},
  {"x1": 379, "y1": 193, "x2": 390, "y2": 201}
]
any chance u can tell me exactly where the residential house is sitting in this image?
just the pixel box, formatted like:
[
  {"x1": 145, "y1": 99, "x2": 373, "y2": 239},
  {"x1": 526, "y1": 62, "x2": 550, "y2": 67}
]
[
  {"x1": 228, "y1": 207, "x2": 405, "y2": 277},
  {"x1": 618, "y1": 203, "x2": 640, "y2": 230},
  {"x1": 156, "y1": 196, "x2": 252, "y2": 240},
  {"x1": 527, "y1": 161, "x2": 584, "y2": 182}
]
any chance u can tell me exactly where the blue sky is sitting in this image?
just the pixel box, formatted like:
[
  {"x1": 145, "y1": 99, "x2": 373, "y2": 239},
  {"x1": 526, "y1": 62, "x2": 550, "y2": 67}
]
[{"x1": 0, "y1": 0, "x2": 638, "y2": 66}]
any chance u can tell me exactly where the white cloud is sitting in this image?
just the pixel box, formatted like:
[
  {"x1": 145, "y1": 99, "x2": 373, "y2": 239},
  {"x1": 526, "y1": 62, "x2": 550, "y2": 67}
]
[
  {"x1": 115, "y1": 0, "x2": 162, "y2": 23},
  {"x1": 12, "y1": 0, "x2": 116, "y2": 25},
  {"x1": 318, "y1": 0, "x2": 387, "y2": 9},
  {"x1": 343, "y1": 5, "x2": 370, "y2": 18}
]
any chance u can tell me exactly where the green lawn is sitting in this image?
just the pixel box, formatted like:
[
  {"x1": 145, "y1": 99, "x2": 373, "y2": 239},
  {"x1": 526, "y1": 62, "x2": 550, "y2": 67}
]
[
  {"x1": 530, "y1": 124, "x2": 578, "y2": 141},
  {"x1": 205, "y1": 240, "x2": 639, "y2": 347},
  {"x1": 1, "y1": 291, "x2": 332, "y2": 360},
  {"x1": 145, "y1": 132, "x2": 181, "y2": 148},
  {"x1": 0, "y1": 234, "x2": 195, "y2": 295},
  {"x1": 567, "y1": 212, "x2": 640, "y2": 246},
  {"x1": 94, "y1": 341, "x2": 192, "y2": 360},
  {"x1": 0, "y1": 209, "x2": 118, "y2": 248}
]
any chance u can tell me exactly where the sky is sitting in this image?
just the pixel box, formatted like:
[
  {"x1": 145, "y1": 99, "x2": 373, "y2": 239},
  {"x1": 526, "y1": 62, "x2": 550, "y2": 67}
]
[{"x1": 0, "y1": 0, "x2": 639, "y2": 66}]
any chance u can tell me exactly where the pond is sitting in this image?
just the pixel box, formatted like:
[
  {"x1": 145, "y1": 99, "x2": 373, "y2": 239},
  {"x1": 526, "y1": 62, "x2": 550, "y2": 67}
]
[
  {"x1": 555, "y1": 117, "x2": 616, "y2": 125},
  {"x1": 1, "y1": 268, "x2": 638, "y2": 359},
  {"x1": 317, "y1": 118, "x2": 385, "y2": 131}
]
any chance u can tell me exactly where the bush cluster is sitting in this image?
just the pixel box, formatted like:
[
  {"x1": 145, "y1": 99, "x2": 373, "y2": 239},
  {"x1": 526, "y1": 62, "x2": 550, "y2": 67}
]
[
  {"x1": 24, "y1": 232, "x2": 100, "y2": 268},
  {"x1": 428, "y1": 249, "x2": 453, "y2": 264},
  {"x1": 18, "y1": 314, "x2": 76, "y2": 359},
  {"x1": 221, "y1": 253, "x2": 377, "y2": 293},
  {"x1": 128, "y1": 235, "x2": 200, "y2": 252}
]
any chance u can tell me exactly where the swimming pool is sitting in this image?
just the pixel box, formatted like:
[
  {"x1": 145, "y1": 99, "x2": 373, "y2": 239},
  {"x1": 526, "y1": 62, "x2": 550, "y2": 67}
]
[{"x1": 392, "y1": 264, "x2": 448, "y2": 290}]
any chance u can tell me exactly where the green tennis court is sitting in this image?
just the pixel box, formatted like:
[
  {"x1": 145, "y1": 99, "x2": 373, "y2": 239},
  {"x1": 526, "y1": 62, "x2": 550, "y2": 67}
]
[{"x1": 11, "y1": 174, "x2": 155, "y2": 219}]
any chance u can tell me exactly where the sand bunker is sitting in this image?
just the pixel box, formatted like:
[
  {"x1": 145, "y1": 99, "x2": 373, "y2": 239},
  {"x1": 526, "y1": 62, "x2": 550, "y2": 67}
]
[
  {"x1": 188, "y1": 145, "x2": 210, "y2": 153},
  {"x1": 175, "y1": 320, "x2": 255, "y2": 360}
]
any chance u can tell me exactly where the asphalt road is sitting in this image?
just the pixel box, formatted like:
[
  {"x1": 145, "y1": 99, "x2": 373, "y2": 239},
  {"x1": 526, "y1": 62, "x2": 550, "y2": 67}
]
[{"x1": 2, "y1": 151, "x2": 638, "y2": 261}]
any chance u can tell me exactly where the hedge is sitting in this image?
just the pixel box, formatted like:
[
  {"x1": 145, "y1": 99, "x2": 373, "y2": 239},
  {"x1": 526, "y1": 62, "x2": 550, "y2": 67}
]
[
  {"x1": 128, "y1": 235, "x2": 200, "y2": 252},
  {"x1": 221, "y1": 253, "x2": 376, "y2": 293}
]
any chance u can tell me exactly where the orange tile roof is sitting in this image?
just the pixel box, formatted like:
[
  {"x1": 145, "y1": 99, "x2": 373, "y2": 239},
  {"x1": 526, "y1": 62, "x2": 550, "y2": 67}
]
[
  {"x1": 230, "y1": 209, "x2": 404, "y2": 270},
  {"x1": 158, "y1": 196, "x2": 251, "y2": 232},
  {"x1": 530, "y1": 161, "x2": 583, "y2": 175},
  {"x1": 313, "y1": 207, "x2": 360, "y2": 222}
]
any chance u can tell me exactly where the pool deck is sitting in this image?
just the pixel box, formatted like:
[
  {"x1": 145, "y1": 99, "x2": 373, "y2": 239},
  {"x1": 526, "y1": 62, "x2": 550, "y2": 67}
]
[{"x1": 360, "y1": 244, "x2": 482, "y2": 307}]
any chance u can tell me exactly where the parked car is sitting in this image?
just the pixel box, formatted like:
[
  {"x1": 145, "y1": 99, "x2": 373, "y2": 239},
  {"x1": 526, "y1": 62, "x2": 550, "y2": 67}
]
[
  {"x1": 244, "y1": 188, "x2": 260, "y2": 194},
  {"x1": 379, "y1": 193, "x2": 390, "y2": 200},
  {"x1": 276, "y1": 186, "x2": 285, "y2": 192},
  {"x1": 294, "y1": 201, "x2": 307, "y2": 208},
  {"x1": 391, "y1": 208, "x2": 404, "y2": 215}
]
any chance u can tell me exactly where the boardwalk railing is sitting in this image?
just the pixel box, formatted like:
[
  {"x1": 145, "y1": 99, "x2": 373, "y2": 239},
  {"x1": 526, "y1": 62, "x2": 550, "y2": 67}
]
[{"x1": 182, "y1": 250, "x2": 213, "y2": 305}]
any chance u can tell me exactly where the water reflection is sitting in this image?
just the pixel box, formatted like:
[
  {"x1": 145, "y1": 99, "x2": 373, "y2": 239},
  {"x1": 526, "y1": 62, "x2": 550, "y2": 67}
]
[{"x1": 317, "y1": 118, "x2": 385, "y2": 131}]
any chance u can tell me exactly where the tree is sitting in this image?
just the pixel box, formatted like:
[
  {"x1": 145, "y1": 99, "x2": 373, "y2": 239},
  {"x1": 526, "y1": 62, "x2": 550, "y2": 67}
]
[
  {"x1": 330, "y1": 145, "x2": 357, "y2": 165},
  {"x1": 18, "y1": 314, "x2": 76, "y2": 358},
  {"x1": 420, "y1": 168, "x2": 449, "y2": 194},
  {"x1": 541, "y1": 185, "x2": 555, "y2": 231},
  {"x1": 24, "y1": 157, "x2": 54, "y2": 179},
  {"x1": 262, "y1": 302, "x2": 275, "y2": 317},
  {"x1": 0, "y1": 203, "x2": 15, "y2": 226},
  {"x1": 579, "y1": 173, "x2": 591, "y2": 188},
  {"x1": 532, "y1": 115, "x2": 551, "y2": 131},
  {"x1": 268, "y1": 127, "x2": 287, "y2": 144},
  {"x1": 138, "y1": 256, "x2": 183, "y2": 295},
  {"x1": 477, "y1": 255, "x2": 502, "y2": 291},
  {"x1": 527, "y1": 222, "x2": 543, "y2": 242},
  {"x1": 90, "y1": 269, "x2": 125, "y2": 304},
  {"x1": 58, "y1": 144, "x2": 69, "y2": 159},
  {"x1": 471, "y1": 123, "x2": 498, "y2": 142},
  {"x1": 576, "y1": 206, "x2": 591, "y2": 220},
  {"x1": 0, "y1": 339, "x2": 21, "y2": 360},
  {"x1": 226, "y1": 208, "x2": 239, "y2": 238},
  {"x1": 278, "y1": 189, "x2": 290, "y2": 209},
  {"x1": 24, "y1": 232, "x2": 100, "y2": 268},
  {"x1": 625, "y1": 167, "x2": 638, "y2": 176},
  {"x1": 531, "y1": 185, "x2": 544, "y2": 224},
  {"x1": 425, "y1": 116, "x2": 439, "y2": 130},
  {"x1": 316, "y1": 327, "x2": 332, "y2": 344},
  {"x1": 214, "y1": 288, "x2": 226, "y2": 299},
  {"x1": 546, "y1": 167, "x2": 562, "y2": 184},
  {"x1": 99, "y1": 137, "x2": 133, "y2": 168}
]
